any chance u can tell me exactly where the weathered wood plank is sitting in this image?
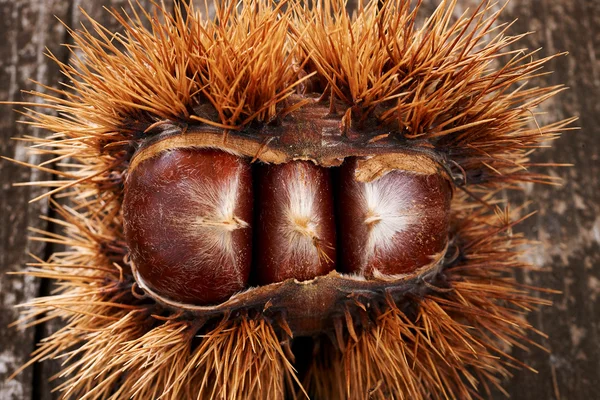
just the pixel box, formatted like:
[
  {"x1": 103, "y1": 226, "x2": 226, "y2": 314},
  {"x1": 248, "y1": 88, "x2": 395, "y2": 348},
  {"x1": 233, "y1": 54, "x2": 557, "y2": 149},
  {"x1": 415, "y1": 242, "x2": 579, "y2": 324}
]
[
  {"x1": 0, "y1": 1, "x2": 71, "y2": 400},
  {"x1": 425, "y1": 1, "x2": 599, "y2": 398},
  {"x1": 498, "y1": 1, "x2": 600, "y2": 399},
  {"x1": 432, "y1": 1, "x2": 599, "y2": 398}
]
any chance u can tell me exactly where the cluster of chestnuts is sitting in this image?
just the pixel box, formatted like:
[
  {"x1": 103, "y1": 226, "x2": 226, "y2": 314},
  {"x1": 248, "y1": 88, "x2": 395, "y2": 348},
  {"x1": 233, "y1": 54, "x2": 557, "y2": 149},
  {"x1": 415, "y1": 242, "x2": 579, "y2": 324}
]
[{"x1": 124, "y1": 148, "x2": 451, "y2": 306}]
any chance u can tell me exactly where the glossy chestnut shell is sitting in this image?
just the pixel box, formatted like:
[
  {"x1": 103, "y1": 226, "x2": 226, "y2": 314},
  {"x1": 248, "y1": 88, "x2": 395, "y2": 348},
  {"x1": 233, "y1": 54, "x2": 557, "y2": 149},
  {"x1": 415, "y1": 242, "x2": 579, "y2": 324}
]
[{"x1": 123, "y1": 148, "x2": 253, "y2": 305}]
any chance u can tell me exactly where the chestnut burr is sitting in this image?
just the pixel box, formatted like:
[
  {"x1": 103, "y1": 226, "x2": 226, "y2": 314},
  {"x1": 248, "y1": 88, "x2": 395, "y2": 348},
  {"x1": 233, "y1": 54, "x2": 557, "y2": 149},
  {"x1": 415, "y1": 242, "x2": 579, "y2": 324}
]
[
  {"x1": 255, "y1": 161, "x2": 337, "y2": 284},
  {"x1": 123, "y1": 148, "x2": 253, "y2": 305}
]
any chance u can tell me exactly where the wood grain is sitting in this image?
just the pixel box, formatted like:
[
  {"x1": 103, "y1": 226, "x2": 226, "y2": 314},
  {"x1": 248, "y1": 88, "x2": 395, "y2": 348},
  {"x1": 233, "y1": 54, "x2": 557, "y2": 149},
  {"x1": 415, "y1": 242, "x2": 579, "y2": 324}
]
[
  {"x1": 0, "y1": 1, "x2": 597, "y2": 399},
  {"x1": 0, "y1": 1, "x2": 70, "y2": 399},
  {"x1": 497, "y1": 1, "x2": 600, "y2": 399}
]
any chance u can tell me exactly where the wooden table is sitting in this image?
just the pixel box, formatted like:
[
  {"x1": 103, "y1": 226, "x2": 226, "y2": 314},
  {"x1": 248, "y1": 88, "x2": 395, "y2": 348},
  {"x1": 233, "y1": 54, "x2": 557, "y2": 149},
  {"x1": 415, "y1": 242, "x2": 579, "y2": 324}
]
[{"x1": 1, "y1": 1, "x2": 598, "y2": 399}]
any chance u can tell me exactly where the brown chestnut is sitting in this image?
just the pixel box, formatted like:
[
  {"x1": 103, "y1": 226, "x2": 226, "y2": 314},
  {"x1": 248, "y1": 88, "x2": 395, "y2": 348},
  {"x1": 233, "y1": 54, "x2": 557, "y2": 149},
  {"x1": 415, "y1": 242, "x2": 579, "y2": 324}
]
[
  {"x1": 337, "y1": 157, "x2": 451, "y2": 276},
  {"x1": 255, "y1": 161, "x2": 337, "y2": 284},
  {"x1": 123, "y1": 148, "x2": 253, "y2": 305}
]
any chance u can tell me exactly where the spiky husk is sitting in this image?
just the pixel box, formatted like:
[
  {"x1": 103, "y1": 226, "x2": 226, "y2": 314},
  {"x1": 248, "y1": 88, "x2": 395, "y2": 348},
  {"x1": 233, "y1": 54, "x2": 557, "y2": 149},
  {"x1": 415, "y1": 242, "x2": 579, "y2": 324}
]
[
  {"x1": 10, "y1": 193, "x2": 552, "y2": 399},
  {"x1": 6, "y1": 0, "x2": 573, "y2": 399}
]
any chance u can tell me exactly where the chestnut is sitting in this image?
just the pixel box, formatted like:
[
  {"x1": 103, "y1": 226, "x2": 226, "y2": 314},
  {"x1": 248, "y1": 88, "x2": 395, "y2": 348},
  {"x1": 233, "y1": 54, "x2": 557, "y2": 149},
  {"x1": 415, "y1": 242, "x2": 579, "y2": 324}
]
[
  {"x1": 336, "y1": 158, "x2": 452, "y2": 276},
  {"x1": 123, "y1": 148, "x2": 253, "y2": 305},
  {"x1": 255, "y1": 161, "x2": 337, "y2": 284}
]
